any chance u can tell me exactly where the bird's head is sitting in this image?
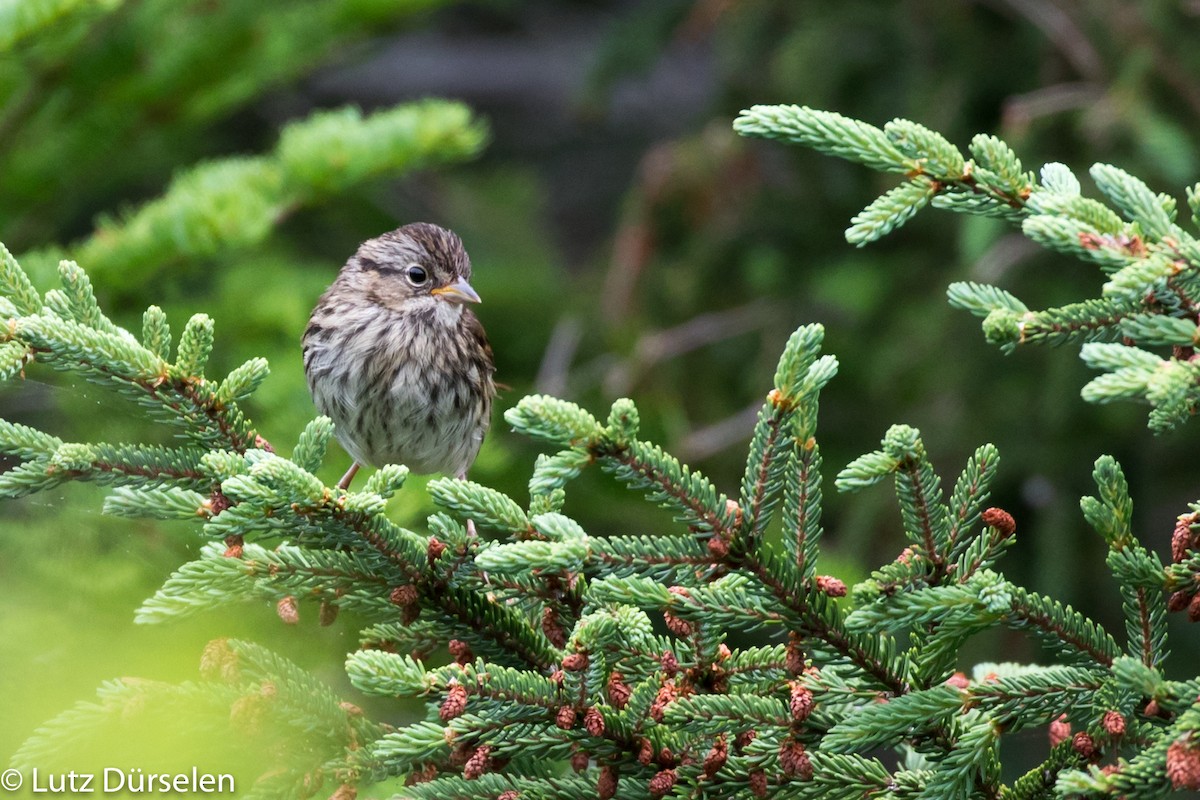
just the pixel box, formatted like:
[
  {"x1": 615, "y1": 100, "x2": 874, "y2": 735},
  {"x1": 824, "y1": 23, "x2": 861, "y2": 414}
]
[{"x1": 345, "y1": 222, "x2": 481, "y2": 314}]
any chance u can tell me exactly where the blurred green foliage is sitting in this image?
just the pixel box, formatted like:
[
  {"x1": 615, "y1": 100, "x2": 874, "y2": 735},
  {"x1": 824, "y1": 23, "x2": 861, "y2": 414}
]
[
  {"x1": 573, "y1": 0, "x2": 1200, "y2": 611},
  {"x1": 4, "y1": 0, "x2": 1200, "y2": 771}
]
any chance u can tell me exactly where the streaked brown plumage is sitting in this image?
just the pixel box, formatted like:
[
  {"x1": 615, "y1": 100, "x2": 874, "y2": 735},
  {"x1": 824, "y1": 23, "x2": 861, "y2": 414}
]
[{"x1": 303, "y1": 223, "x2": 495, "y2": 488}]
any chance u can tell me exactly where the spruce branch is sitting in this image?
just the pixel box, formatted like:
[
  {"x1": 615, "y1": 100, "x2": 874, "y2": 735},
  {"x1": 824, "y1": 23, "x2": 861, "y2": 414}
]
[
  {"x1": 5, "y1": 182, "x2": 1199, "y2": 797},
  {"x1": 588, "y1": 535, "x2": 718, "y2": 582},
  {"x1": 26, "y1": 100, "x2": 488, "y2": 292},
  {"x1": 964, "y1": 667, "x2": 1104, "y2": 730},
  {"x1": 846, "y1": 177, "x2": 937, "y2": 246},
  {"x1": 1006, "y1": 740, "x2": 1093, "y2": 800},
  {"x1": 430, "y1": 477, "x2": 532, "y2": 536},
  {"x1": 781, "y1": 425, "x2": 824, "y2": 581},
  {"x1": 0, "y1": 441, "x2": 209, "y2": 499},
  {"x1": 14, "y1": 639, "x2": 386, "y2": 799},
  {"x1": 946, "y1": 444, "x2": 1000, "y2": 563},
  {"x1": 733, "y1": 104, "x2": 914, "y2": 174},
  {"x1": 5, "y1": 296, "x2": 262, "y2": 453},
  {"x1": 737, "y1": 105, "x2": 1200, "y2": 433},
  {"x1": 821, "y1": 685, "x2": 962, "y2": 752},
  {"x1": 1007, "y1": 586, "x2": 1120, "y2": 668},
  {"x1": 0, "y1": 0, "x2": 121, "y2": 53},
  {"x1": 1081, "y1": 457, "x2": 1169, "y2": 669},
  {"x1": 591, "y1": 435, "x2": 739, "y2": 538},
  {"x1": 739, "y1": 324, "x2": 836, "y2": 552},
  {"x1": 137, "y1": 543, "x2": 402, "y2": 624},
  {"x1": 751, "y1": 556, "x2": 909, "y2": 693},
  {"x1": 0, "y1": 246, "x2": 568, "y2": 684},
  {"x1": 837, "y1": 424, "x2": 951, "y2": 571}
]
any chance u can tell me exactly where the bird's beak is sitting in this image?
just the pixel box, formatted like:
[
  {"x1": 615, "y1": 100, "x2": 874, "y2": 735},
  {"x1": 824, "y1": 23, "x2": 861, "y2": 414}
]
[{"x1": 431, "y1": 279, "x2": 482, "y2": 304}]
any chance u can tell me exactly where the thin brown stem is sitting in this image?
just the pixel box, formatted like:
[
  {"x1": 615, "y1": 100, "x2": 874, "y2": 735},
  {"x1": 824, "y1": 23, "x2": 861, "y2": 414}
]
[
  {"x1": 337, "y1": 462, "x2": 361, "y2": 490},
  {"x1": 744, "y1": 557, "x2": 907, "y2": 695},
  {"x1": 899, "y1": 460, "x2": 945, "y2": 573}
]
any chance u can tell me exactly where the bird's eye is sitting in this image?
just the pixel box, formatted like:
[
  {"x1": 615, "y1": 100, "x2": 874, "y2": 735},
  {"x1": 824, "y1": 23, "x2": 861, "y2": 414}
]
[{"x1": 405, "y1": 265, "x2": 428, "y2": 286}]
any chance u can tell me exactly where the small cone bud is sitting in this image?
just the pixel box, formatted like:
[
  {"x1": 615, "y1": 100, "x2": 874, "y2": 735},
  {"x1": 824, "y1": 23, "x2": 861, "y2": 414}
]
[
  {"x1": 207, "y1": 491, "x2": 233, "y2": 517},
  {"x1": 780, "y1": 740, "x2": 813, "y2": 778},
  {"x1": 785, "y1": 633, "x2": 806, "y2": 674},
  {"x1": 598, "y1": 766, "x2": 618, "y2": 800},
  {"x1": 750, "y1": 770, "x2": 768, "y2": 798},
  {"x1": 390, "y1": 585, "x2": 419, "y2": 606},
  {"x1": 1167, "y1": 739, "x2": 1200, "y2": 790},
  {"x1": 1049, "y1": 715, "x2": 1071, "y2": 747},
  {"x1": 1169, "y1": 590, "x2": 1192, "y2": 612},
  {"x1": 789, "y1": 681, "x2": 814, "y2": 721},
  {"x1": 815, "y1": 575, "x2": 847, "y2": 597},
  {"x1": 608, "y1": 671, "x2": 631, "y2": 709},
  {"x1": 1189, "y1": 593, "x2": 1200, "y2": 622},
  {"x1": 404, "y1": 764, "x2": 437, "y2": 785},
  {"x1": 200, "y1": 638, "x2": 238, "y2": 681},
  {"x1": 556, "y1": 705, "x2": 578, "y2": 729},
  {"x1": 648, "y1": 769, "x2": 676, "y2": 798},
  {"x1": 427, "y1": 536, "x2": 447, "y2": 564},
  {"x1": 665, "y1": 586, "x2": 694, "y2": 635},
  {"x1": 448, "y1": 639, "x2": 473, "y2": 665},
  {"x1": 1102, "y1": 710, "x2": 1126, "y2": 737},
  {"x1": 1172, "y1": 514, "x2": 1198, "y2": 562},
  {"x1": 981, "y1": 507, "x2": 1016, "y2": 537},
  {"x1": 463, "y1": 745, "x2": 492, "y2": 780},
  {"x1": 707, "y1": 535, "x2": 729, "y2": 558},
  {"x1": 1072, "y1": 732, "x2": 1096, "y2": 759},
  {"x1": 542, "y1": 606, "x2": 567, "y2": 648},
  {"x1": 650, "y1": 681, "x2": 677, "y2": 722},
  {"x1": 222, "y1": 533, "x2": 243, "y2": 558},
  {"x1": 663, "y1": 611, "x2": 693, "y2": 637},
  {"x1": 703, "y1": 736, "x2": 728, "y2": 778},
  {"x1": 276, "y1": 596, "x2": 300, "y2": 625},
  {"x1": 439, "y1": 684, "x2": 468, "y2": 721}
]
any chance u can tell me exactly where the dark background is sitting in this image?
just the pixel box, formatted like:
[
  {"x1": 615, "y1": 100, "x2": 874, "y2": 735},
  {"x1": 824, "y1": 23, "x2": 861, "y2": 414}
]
[{"x1": 3, "y1": 0, "x2": 1199, "y2": 781}]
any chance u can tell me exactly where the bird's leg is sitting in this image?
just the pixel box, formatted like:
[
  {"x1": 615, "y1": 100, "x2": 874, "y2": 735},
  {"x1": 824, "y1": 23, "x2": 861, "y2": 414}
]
[
  {"x1": 337, "y1": 462, "x2": 361, "y2": 490},
  {"x1": 457, "y1": 468, "x2": 478, "y2": 538}
]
